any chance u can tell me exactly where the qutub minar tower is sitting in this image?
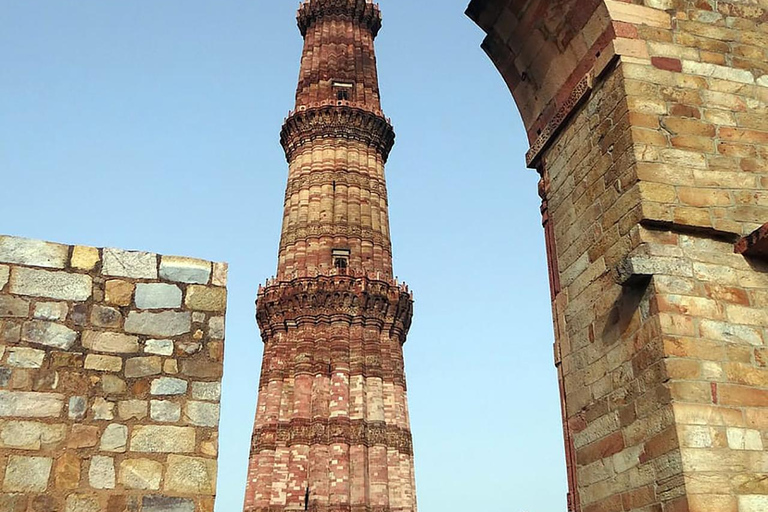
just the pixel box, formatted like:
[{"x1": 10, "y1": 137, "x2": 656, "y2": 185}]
[{"x1": 243, "y1": 1, "x2": 417, "y2": 511}]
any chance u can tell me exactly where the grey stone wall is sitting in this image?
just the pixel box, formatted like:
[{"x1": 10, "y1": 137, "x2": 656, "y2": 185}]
[{"x1": 0, "y1": 235, "x2": 226, "y2": 512}]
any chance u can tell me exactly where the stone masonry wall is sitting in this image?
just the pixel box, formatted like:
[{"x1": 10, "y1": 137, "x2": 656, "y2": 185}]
[
  {"x1": 469, "y1": 1, "x2": 768, "y2": 512},
  {"x1": 0, "y1": 235, "x2": 226, "y2": 512}
]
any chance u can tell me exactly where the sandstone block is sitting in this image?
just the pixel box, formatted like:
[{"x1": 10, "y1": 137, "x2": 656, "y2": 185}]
[
  {"x1": 125, "y1": 311, "x2": 191, "y2": 337},
  {"x1": 180, "y1": 358, "x2": 222, "y2": 379},
  {"x1": 88, "y1": 455, "x2": 115, "y2": 489},
  {"x1": 151, "y1": 377, "x2": 188, "y2": 396},
  {"x1": 119, "y1": 458, "x2": 163, "y2": 490},
  {"x1": 209, "y1": 316, "x2": 225, "y2": 339},
  {"x1": 164, "y1": 455, "x2": 217, "y2": 494},
  {"x1": 682, "y1": 60, "x2": 755, "y2": 84},
  {"x1": 212, "y1": 262, "x2": 227, "y2": 286},
  {"x1": 159, "y1": 256, "x2": 211, "y2": 284},
  {"x1": 68, "y1": 424, "x2": 99, "y2": 448},
  {"x1": 118, "y1": 400, "x2": 148, "y2": 420},
  {"x1": 0, "y1": 420, "x2": 66, "y2": 450},
  {"x1": 699, "y1": 320, "x2": 762, "y2": 345},
  {"x1": 84, "y1": 354, "x2": 122, "y2": 372},
  {"x1": 100, "y1": 423, "x2": 128, "y2": 452},
  {"x1": 2, "y1": 455, "x2": 52, "y2": 492},
  {"x1": 71, "y1": 245, "x2": 100, "y2": 270},
  {"x1": 9, "y1": 267, "x2": 91, "y2": 301},
  {"x1": 184, "y1": 401, "x2": 220, "y2": 427},
  {"x1": 0, "y1": 236, "x2": 68, "y2": 269},
  {"x1": 55, "y1": 451, "x2": 81, "y2": 489},
  {"x1": 0, "y1": 265, "x2": 8, "y2": 289},
  {"x1": 726, "y1": 427, "x2": 763, "y2": 450},
  {"x1": 102, "y1": 248, "x2": 157, "y2": 279},
  {"x1": 101, "y1": 375, "x2": 127, "y2": 395},
  {"x1": 91, "y1": 397, "x2": 115, "y2": 421},
  {"x1": 0, "y1": 390, "x2": 63, "y2": 417},
  {"x1": 33, "y1": 301, "x2": 68, "y2": 321},
  {"x1": 90, "y1": 305, "x2": 122, "y2": 328},
  {"x1": 0, "y1": 296, "x2": 29, "y2": 318},
  {"x1": 21, "y1": 320, "x2": 77, "y2": 349},
  {"x1": 130, "y1": 425, "x2": 195, "y2": 453},
  {"x1": 192, "y1": 382, "x2": 221, "y2": 402},
  {"x1": 142, "y1": 496, "x2": 195, "y2": 512},
  {"x1": 740, "y1": 495, "x2": 768, "y2": 512},
  {"x1": 105, "y1": 279, "x2": 134, "y2": 306},
  {"x1": 145, "y1": 338, "x2": 174, "y2": 356},
  {"x1": 151, "y1": 400, "x2": 181, "y2": 422},
  {"x1": 135, "y1": 283, "x2": 182, "y2": 310},
  {"x1": 6, "y1": 347, "x2": 46, "y2": 368},
  {"x1": 125, "y1": 356, "x2": 163, "y2": 378},
  {"x1": 164, "y1": 359, "x2": 179, "y2": 374},
  {"x1": 64, "y1": 494, "x2": 100, "y2": 512},
  {"x1": 185, "y1": 286, "x2": 226, "y2": 312},
  {"x1": 82, "y1": 331, "x2": 139, "y2": 354}
]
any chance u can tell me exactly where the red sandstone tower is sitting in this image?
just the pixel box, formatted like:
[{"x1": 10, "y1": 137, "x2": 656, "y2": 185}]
[{"x1": 243, "y1": 2, "x2": 417, "y2": 511}]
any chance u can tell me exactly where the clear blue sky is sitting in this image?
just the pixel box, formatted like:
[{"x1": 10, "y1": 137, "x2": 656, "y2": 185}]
[{"x1": 1, "y1": 1, "x2": 567, "y2": 510}]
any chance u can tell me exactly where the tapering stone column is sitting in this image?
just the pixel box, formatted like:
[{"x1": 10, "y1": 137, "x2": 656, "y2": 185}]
[{"x1": 243, "y1": 2, "x2": 417, "y2": 511}]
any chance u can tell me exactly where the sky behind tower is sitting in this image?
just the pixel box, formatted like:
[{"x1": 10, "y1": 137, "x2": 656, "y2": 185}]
[{"x1": 1, "y1": 1, "x2": 567, "y2": 510}]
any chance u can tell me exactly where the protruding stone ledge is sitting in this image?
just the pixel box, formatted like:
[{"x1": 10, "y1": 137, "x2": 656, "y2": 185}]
[
  {"x1": 256, "y1": 275, "x2": 413, "y2": 343},
  {"x1": 616, "y1": 245, "x2": 693, "y2": 286},
  {"x1": 280, "y1": 105, "x2": 395, "y2": 163},
  {"x1": 297, "y1": 0, "x2": 382, "y2": 38},
  {"x1": 735, "y1": 223, "x2": 768, "y2": 259}
]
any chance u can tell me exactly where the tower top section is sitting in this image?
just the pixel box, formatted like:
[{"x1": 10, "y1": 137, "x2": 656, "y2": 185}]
[{"x1": 297, "y1": 0, "x2": 382, "y2": 38}]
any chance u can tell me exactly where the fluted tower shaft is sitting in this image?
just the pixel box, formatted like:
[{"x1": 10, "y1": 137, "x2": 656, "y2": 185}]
[{"x1": 243, "y1": 2, "x2": 418, "y2": 512}]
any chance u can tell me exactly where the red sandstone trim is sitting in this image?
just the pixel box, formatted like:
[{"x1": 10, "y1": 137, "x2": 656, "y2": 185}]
[
  {"x1": 252, "y1": 419, "x2": 413, "y2": 455},
  {"x1": 256, "y1": 275, "x2": 413, "y2": 344},
  {"x1": 281, "y1": 106, "x2": 396, "y2": 163}
]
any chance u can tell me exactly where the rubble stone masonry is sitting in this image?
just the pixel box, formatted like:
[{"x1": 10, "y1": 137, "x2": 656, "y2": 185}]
[
  {"x1": 0, "y1": 235, "x2": 226, "y2": 512},
  {"x1": 468, "y1": 1, "x2": 768, "y2": 511}
]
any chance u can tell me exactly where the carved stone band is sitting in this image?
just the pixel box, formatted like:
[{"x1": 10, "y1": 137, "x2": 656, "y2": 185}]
[
  {"x1": 285, "y1": 170, "x2": 389, "y2": 204},
  {"x1": 279, "y1": 224, "x2": 392, "y2": 253},
  {"x1": 256, "y1": 276, "x2": 413, "y2": 344},
  {"x1": 281, "y1": 106, "x2": 396, "y2": 163},
  {"x1": 252, "y1": 418, "x2": 414, "y2": 456},
  {"x1": 297, "y1": 0, "x2": 383, "y2": 38}
]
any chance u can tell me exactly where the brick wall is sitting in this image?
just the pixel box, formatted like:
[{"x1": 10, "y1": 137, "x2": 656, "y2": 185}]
[
  {"x1": 469, "y1": 1, "x2": 768, "y2": 511},
  {"x1": 0, "y1": 235, "x2": 226, "y2": 512}
]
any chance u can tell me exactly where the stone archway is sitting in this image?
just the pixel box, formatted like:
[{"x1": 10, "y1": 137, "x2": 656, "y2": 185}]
[{"x1": 468, "y1": 2, "x2": 768, "y2": 512}]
